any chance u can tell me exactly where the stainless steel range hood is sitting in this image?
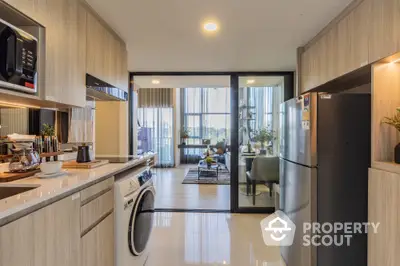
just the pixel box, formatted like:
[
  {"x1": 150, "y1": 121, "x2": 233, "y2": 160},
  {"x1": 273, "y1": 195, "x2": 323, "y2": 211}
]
[{"x1": 86, "y1": 74, "x2": 128, "y2": 101}]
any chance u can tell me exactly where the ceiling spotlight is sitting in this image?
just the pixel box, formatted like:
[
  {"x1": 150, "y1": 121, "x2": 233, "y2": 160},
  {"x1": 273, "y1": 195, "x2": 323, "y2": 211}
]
[
  {"x1": 152, "y1": 79, "x2": 160, "y2": 85},
  {"x1": 203, "y1": 22, "x2": 218, "y2": 32},
  {"x1": 247, "y1": 79, "x2": 255, "y2": 84}
]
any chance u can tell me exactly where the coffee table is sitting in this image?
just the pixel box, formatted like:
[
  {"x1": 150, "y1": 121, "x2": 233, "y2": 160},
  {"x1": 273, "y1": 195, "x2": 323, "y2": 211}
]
[{"x1": 197, "y1": 161, "x2": 220, "y2": 180}]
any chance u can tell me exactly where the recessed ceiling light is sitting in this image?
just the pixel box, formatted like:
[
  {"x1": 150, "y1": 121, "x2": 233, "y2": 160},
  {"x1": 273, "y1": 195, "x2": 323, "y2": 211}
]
[
  {"x1": 152, "y1": 79, "x2": 160, "y2": 85},
  {"x1": 247, "y1": 79, "x2": 255, "y2": 84},
  {"x1": 203, "y1": 22, "x2": 218, "y2": 32}
]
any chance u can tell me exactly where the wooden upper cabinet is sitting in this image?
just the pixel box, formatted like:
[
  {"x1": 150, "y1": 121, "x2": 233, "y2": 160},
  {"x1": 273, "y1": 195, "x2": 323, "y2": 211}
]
[
  {"x1": 325, "y1": 25, "x2": 339, "y2": 81},
  {"x1": 87, "y1": 11, "x2": 105, "y2": 81},
  {"x1": 351, "y1": 0, "x2": 370, "y2": 69},
  {"x1": 86, "y1": 10, "x2": 127, "y2": 90},
  {"x1": 4, "y1": 0, "x2": 87, "y2": 107},
  {"x1": 369, "y1": 0, "x2": 398, "y2": 63}
]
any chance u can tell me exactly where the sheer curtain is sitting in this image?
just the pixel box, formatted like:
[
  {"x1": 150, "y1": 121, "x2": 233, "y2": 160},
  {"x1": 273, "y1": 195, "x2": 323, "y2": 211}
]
[
  {"x1": 137, "y1": 88, "x2": 174, "y2": 167},
  {"x1": 247, "y1": 83, "x2": 284, "y2": 155}
]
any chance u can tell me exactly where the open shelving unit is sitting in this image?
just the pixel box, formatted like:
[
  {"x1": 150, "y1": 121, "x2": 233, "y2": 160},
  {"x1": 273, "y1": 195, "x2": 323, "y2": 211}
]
[{"x1": 371, "y1": 58, "x2": 400, "y2": 174}]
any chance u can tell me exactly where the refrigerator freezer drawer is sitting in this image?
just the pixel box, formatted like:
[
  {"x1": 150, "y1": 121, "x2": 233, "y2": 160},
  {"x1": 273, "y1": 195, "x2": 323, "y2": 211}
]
[{"x1": 280, "y1": 158, "x2": 317, "y2": 266}]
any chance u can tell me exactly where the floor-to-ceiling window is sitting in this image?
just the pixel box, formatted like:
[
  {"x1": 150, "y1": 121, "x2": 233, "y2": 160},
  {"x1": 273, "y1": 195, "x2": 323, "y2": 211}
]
[
  {"x1": 183, "y1": 87, "x2": 231, "y2": 144},
  {"x1": 182, "y1": 87, "x2": 230, "y2": 163}
]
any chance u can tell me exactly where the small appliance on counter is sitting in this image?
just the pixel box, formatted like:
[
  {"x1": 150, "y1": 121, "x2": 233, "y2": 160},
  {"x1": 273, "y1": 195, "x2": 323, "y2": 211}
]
[{"x1": 76, "y1": 143, "x2": 91, "y2": 163}]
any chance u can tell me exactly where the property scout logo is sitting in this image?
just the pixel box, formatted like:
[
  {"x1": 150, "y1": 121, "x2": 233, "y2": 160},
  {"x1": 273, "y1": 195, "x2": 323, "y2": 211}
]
[{"x1": 261, "y1": 210, "x2": 380, "y2": 247}]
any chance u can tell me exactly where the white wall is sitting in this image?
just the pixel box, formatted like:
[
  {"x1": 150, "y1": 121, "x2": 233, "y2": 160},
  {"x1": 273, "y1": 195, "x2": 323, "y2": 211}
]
[{"x1": 95, "y1": 101, "x2": 129, "y2": 157}]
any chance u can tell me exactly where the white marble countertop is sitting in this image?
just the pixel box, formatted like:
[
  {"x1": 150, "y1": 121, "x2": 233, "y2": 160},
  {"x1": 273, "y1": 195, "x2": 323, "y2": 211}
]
[{"x1": 0, "y1": 154, "x2": 155, "y2": 226}]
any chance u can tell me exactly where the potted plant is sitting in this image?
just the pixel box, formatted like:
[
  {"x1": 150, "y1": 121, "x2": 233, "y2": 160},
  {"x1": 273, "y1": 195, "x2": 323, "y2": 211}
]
[
  {"x1": 41, "y1": 123, "x2": 55, "y2": 137},
  {"x1": 180, "y1": 128, "x2": 190, "y2": 145},
  {"x1": 382, "y1": 108, "x2": 400, "y2": 163},
  {"x1": 253, "y1": 127, "x2": 276, "y2": 155}
]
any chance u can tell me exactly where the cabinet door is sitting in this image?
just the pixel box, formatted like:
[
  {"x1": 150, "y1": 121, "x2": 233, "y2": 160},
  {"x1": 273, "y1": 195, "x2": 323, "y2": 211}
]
[
  {"x1": 0, "y1": 194, "x2": 81, "y2": 266},
  {"x1": 81, "y1": 213, "x2": 114, "y2": 266},
  {"x1": 86, "y1": 12, "x2": 105, "y2": 80},
  {"x1": 368, "y1": 168, "x2": 400, "y2": 266},
  {"x1": 369, "y1": 0, "x2": 397, "y2": 63},
  {"x1": 32, "y1": 193, "x2": 81, "y2": 266},
  {"x1": 300, "y1": 49, "x2": 311, "y2": 93},
  {"x1": 325, "y1": 25, "x2": 338, "y2": 81},
  {"x1": 119, "y1": 43, "x2": 128, "y2": 91},
  {"x1": 337, "y1": 15, "x2": 350, "y2": 77},
  {"x1": 351, "y1": 0, "x2": 370, "y2": 69}
]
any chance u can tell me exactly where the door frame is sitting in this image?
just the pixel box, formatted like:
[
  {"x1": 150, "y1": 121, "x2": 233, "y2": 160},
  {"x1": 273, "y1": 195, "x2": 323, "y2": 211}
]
[{"x1": 129, "y1": 71, "x2": 294, "y2": 213}]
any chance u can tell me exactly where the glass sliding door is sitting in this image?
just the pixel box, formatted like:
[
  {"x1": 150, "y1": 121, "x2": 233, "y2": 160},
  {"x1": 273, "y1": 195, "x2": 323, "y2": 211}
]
[{"x1": 235, "y1": 75, "x2": 285, "y2": 210}]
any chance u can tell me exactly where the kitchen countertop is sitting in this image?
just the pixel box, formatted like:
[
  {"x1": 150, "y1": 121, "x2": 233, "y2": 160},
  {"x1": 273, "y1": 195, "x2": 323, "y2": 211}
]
[{"x1": 0, "y1": 154, "x2": 155, "y2": 227}]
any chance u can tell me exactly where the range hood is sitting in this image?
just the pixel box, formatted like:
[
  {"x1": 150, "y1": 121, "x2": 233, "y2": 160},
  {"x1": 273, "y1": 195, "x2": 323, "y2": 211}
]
[{"x1": 86, "y1": 74, "x2": 128, "y2": 101}]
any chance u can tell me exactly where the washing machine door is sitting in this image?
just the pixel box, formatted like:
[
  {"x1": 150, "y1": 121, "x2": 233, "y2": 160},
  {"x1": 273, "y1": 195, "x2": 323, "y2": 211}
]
[{"x1": 128, "y1": 186, "x2": 155, "y2": 256}]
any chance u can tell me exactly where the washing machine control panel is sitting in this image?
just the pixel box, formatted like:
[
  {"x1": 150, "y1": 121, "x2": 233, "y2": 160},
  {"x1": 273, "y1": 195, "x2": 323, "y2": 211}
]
[{"x1": 137, "y1": 167, "x2": 152, "y2": 186}]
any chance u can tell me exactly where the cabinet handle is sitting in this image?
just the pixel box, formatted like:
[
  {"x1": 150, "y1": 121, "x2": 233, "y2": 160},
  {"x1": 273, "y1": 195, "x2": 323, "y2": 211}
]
[{"x1": 71, "y1": 193, "x2": 80, "y2": 201}]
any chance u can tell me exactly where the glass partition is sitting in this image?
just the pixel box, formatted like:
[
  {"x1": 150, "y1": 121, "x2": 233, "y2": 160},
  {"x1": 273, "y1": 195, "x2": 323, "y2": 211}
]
[{"x1": 237, "y1": 76, "x2": 285, "y2": 208}]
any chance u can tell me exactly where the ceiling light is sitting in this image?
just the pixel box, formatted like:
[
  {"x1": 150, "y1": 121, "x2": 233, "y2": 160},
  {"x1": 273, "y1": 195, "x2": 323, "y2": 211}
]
[
  {"x1": 247, "y1": 79, "x2": 255, "y2": 84},
  {"x1": 152, "y1": 79, "x2": 160, "y2": 85},
  {"x1": 203, "y1": 22, "x2": 218, "y2": 32}
]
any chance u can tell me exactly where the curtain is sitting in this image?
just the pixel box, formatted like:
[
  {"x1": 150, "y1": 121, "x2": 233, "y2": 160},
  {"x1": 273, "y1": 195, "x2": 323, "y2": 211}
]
[
  {"x1": 138, "y1": 88, "x2": 173, "y2": 108},
  {"x1": 137, "y1": 107, "x2": 174, "y2": 167},
  {"x1": 68, "y1": 102, "x2": 94, "y2": 143},
  {"x1": 0, "y1": 108, "x2": 29, "y2": 136}
]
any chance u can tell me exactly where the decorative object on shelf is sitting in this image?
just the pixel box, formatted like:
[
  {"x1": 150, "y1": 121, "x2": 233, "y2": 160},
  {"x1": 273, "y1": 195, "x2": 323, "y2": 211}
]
[
  {"x1": 180, "y1": 128, "x2": 190, "y2": 145},
  {"x1": 382, "y1": 108, "x2": 400, "y2": 163},
  {"x1": 253, "y1": 127, "x2": 276, "y2": 155}
]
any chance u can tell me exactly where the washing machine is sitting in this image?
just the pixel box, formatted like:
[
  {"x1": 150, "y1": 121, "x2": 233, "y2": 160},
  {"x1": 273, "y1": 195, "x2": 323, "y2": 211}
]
[{"x1": 114, "y1": 165, "x2": 155, "y2": 266}]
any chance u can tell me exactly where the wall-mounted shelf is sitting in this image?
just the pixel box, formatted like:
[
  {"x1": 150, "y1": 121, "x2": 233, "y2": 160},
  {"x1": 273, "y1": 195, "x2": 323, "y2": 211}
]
[
  {"x1": 371, "y1": 61, "x2": 400, "y2": 170},
  {"x1": 372, "y1": 161, "x2": 400, "y2": 175}
]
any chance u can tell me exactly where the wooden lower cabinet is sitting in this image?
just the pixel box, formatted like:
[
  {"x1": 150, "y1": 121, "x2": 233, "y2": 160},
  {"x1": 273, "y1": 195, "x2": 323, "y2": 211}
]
[
  {"x1": 0, "y1": 193, "x2": 81, "y2": 266},
  {"x1": 368, "y1": 168, "x2": 400, "y2": 266},
  {"x1": 81, "y1": 213, "x2": 115, "y2": 266}
]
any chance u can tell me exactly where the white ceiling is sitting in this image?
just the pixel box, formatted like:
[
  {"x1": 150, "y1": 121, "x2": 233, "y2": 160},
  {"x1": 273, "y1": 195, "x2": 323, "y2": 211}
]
[
  {"x1": 134, "y1": 75, "x2": 284, "y2": 88},
  {"x1": 86, "y1": 0, "x2": 352, "y2": 72}
]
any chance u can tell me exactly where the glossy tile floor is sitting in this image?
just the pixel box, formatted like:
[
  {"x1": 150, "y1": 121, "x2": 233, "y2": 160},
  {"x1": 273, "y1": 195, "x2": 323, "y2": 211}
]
[
  {"x1": 153, "y1": 165, "x2": 230, "y2": 210},
  {"x1": 146, "y1": 212, "x2": 285, "y2": 266},
  {"x1": 153, "y1": 165, "x2": 275, "y2": 210}
]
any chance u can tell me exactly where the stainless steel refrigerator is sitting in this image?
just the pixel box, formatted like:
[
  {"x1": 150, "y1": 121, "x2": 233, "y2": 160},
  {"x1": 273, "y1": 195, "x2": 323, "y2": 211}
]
[{"x1": 279, "y1": 92, "x2": 370, "y2": 266}]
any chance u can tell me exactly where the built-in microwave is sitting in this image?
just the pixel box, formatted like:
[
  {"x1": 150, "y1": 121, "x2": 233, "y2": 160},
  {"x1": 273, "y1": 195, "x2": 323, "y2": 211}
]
[{"x1": 0, "y1": 18, "x2": 37, "y2": 94}]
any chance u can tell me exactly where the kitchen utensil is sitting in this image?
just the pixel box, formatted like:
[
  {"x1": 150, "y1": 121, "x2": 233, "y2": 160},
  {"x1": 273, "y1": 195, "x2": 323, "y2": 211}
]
[{"x1": 8, "y1": 148, "x2": 40, "y2": 172}]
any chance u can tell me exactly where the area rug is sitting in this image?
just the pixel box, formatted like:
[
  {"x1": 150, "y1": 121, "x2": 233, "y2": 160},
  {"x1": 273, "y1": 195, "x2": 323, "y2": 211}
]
[{"x1": 182, "y1": 168, "x2": 230, "y2": 185}]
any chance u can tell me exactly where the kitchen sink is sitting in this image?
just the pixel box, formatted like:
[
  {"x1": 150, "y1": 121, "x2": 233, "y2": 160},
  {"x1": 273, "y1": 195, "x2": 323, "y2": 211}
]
[{"x1": 0, "y1": 185, "x2": 40, "y2": 200}]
